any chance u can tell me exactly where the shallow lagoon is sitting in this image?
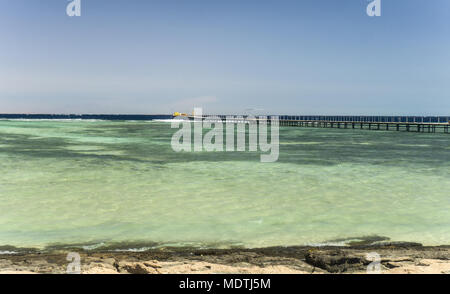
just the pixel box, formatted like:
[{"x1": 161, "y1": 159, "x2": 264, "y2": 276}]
[{"x1": 0, "y1": 120, "x2": 449, "y2": 250}]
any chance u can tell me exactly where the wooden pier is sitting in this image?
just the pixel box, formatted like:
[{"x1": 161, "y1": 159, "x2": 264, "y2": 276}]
[
  {"x1": 188, "y1": 115, "x2": 450, "y2": 134},
  {"x1": 276, "y1": 119, "x2": 449, "y2": 133}
]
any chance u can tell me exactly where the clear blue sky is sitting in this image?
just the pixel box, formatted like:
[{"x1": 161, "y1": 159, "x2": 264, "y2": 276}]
[{"x1": 0, "y1": 0, "x2": 449, "y2": 115}]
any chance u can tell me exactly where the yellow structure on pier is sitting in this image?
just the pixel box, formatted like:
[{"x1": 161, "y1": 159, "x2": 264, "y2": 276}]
[{"x1": 173, "y1": 112, "x2": 189, "y2": 117}]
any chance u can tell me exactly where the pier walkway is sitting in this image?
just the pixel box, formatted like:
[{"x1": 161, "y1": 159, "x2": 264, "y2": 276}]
[{"x1": 190, "y1": 115, "x2": 450, "y2": 134}]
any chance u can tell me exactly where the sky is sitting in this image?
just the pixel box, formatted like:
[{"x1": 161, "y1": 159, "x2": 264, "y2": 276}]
[{"x1": 0, "y1": 0, "x2": 449, "y2": 115}]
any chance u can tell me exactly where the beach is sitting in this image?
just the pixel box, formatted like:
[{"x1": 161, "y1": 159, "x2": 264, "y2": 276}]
[{"x1": 1, "y1": 243, "x2": 449, "y2": 274}]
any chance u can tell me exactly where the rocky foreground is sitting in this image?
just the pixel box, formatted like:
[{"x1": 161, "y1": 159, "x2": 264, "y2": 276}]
[{"x1": 1, "y1": 244, "x2": 449, "y2": 274}]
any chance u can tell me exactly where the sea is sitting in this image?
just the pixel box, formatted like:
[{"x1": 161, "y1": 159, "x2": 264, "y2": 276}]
[{"x1": 0, "y1": 116, "x2": 449, "y2": 252}]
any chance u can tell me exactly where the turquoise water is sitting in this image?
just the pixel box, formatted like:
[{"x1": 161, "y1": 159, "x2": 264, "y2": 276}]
[{"x1": 0, "y1": 119, "x2": 449, "y2": 250}]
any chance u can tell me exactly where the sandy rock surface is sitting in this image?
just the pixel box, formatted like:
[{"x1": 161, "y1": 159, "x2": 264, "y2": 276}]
[{"x1": 1, "y1": 245, "x2": 449, "y2": 274}]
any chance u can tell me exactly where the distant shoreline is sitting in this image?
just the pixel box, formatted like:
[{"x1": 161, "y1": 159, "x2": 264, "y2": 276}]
[
  {"x1": 1, "y1": 114, "x2": 449, "y2": 121},
  {"x1": 0, "y1": 114, "x2": 173, "y2": 120}
]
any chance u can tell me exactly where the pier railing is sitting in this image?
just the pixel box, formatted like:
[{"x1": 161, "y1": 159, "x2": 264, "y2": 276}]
[{"x1": 189, "y1": 115, "x2": 450, "y2": 134}]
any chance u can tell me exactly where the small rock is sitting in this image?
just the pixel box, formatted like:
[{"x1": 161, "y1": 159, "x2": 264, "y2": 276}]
[
  {"x1": 305, "y1": 250, "x2": 365, "y2": 273},
  {"x1": 117, "y1": 262, "x2": 159, "y2": 274}
]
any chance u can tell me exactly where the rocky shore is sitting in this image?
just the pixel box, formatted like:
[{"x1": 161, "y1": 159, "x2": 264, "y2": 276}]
[{"x1": 1, "y1": 243, "x2": 449, "y2": 274}]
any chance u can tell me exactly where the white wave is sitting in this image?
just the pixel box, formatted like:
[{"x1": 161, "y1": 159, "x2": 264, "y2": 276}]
[
  {"x1": 306, "y1": 242, "x2": 349, "y2": 247},
  {"x1": 81, "y1": 243, "x2": 106, "y2": 250},
  {"x1": 0, "y1": 119, "x2": 105, "y2": 122},
  {"x1": 152, "y1": 119, "x2": 187, "y2": 123},
  {"x1": 111, "y1": 247, "x2": 154, "y2": 252},
  {"x1": 0, "y1": 251, "x2": 18, "y2": 255}
]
